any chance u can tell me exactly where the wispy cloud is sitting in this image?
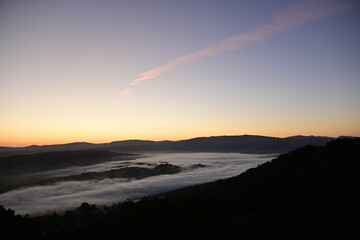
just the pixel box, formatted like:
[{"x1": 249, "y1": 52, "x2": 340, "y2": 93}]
[{"x1": 121, "y1": 0, "x2": 353, "y2": 98}]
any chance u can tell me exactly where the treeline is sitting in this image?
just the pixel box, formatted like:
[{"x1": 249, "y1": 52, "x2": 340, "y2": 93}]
[{"x1": 1, "y1": 138, "x2": 359, "y2": 239}]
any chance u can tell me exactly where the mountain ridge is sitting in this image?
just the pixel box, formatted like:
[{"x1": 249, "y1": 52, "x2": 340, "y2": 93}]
[{"x1": 0, "y1": 135, "x2": 335, "y2": 157}]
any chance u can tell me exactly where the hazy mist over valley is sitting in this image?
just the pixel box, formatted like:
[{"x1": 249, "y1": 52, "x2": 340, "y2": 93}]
[
  {"x1": 0, "y1": 152, "x2": 272, "y2": 215},
  {"x1": 0, "y1": 135, "x2": 340, "y2": 214}
]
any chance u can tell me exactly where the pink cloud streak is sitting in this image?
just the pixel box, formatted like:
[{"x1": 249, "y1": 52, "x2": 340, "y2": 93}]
[{"x1": 121, "y1": 0, "x2": 353, "y2": 97}]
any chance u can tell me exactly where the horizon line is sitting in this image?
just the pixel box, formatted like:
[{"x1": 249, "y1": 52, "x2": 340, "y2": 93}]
[{"x1": 0, "y1": 134, "x2": 349, "y2": 148}]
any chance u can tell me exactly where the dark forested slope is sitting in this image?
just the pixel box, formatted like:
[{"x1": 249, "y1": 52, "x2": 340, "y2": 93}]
[{"x1": 1, "y1": 138, "x2": 359, "y2": 239}]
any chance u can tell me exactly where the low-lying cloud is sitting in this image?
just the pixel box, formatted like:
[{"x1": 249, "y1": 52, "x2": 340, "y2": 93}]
[{"x1": 0, "y1": 152, "x2": 272, "y2": 215}]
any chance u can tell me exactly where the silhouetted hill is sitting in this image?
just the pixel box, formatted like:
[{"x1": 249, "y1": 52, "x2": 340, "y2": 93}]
[
  {"x1": 0, "y1": 142, "x2": 97, "y2": 157},
  {"x1": 0, "y1": 150, "x2": 137, "y2": 193},
  {"x1": 170, "y1": 135, "x2": 333, "y2": 153},
  {"x1": 0, "y1": 135, "x2": 334, "y2": 157},
  {"x1": 0, "y1": 150, "x2": 135, "y2": 176},
  {"x1": 53, "y1": 163, "x2": 182, "y2": 182},
  {"x1": 168, "y1": 137, "x2": 360, "y2": 200},
  {"x1": 1, "y1": 138, "x2": 359, "y2": 239}
]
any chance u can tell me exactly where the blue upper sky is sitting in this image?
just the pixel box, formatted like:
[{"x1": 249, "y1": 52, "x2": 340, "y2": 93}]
[{"x1": 0, "y1": 0, "x2": 359, "y2": 146}]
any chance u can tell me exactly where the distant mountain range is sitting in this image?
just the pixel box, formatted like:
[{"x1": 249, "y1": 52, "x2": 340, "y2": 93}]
[{"x1": 0, "y1": 135, "x2": 336, "y2": 157}]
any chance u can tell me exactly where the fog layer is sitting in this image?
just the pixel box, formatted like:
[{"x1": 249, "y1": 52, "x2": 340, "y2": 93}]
[{"x1": 0, "y1": 152, "x2": 273, "y2": 215}]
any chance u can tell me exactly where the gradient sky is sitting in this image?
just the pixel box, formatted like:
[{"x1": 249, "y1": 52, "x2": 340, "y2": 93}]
[{"x1": 1, "y1": 0, "x2": 359, "y2": 147}]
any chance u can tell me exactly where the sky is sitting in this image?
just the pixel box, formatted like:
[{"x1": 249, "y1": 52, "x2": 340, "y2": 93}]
[{"x1": 0, "y1": 0, "x2": 359, "y2": 147}]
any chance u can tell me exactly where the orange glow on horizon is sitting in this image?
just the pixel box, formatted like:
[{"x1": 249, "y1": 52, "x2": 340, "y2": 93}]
[{"x1": 1, "y1": 129, "x2": 359, "y2": 148}]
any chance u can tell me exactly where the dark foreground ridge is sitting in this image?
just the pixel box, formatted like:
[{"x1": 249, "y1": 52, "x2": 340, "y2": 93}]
[{"x1": 1, "y1": 138, "x2": 359, "y2": 239}]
